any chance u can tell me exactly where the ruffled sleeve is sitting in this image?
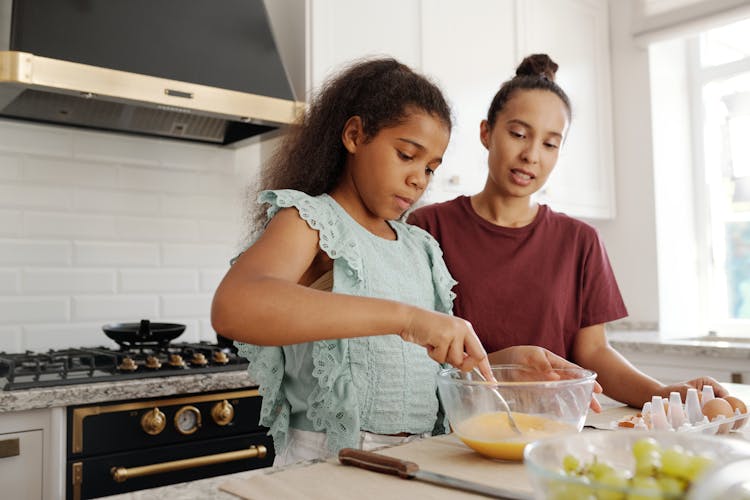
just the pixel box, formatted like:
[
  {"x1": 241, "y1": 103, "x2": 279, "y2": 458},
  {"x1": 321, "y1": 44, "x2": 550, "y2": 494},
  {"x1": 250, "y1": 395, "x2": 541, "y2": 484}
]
[
  {"x1": 240, "y1": 189, "x2": 368, "y2": 454},
  {"x1": 405, "y1": 225, "x2": 457, "y2": 314},
  {"x1": 233, "y1": 341, "x2": 291, "y2": 451}
]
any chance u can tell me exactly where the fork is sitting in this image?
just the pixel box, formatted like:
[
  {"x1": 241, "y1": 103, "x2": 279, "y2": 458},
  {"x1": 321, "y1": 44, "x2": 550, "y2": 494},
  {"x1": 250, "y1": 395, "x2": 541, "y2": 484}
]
[{"x1": 472, "y1": 367, "x2": 522, "y2": 435}]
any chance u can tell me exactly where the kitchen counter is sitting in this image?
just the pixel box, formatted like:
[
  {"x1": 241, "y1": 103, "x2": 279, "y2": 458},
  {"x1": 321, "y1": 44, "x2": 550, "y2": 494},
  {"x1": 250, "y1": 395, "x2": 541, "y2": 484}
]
[
  {"x1": 607, "y1": 330, "x2": 750, "y2": 360},
  {"x1": 102, "y1": 384, "x2": 750, "y2": 500},
  {"x1": 0, "y1": 370, "x2": 255, "y2": 412}
]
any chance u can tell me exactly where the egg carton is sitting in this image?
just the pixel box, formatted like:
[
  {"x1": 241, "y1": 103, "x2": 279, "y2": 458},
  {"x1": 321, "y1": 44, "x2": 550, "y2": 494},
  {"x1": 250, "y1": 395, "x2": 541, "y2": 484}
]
[{"x1": 612, "y1": 388, "x2": 748, "y2": 434}]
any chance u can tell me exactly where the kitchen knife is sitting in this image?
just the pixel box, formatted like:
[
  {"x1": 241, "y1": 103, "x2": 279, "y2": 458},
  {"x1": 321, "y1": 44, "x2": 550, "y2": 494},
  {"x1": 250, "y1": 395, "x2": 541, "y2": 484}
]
[{"x1": 338, "y1": 448, "x2": 531, "y2": 499}]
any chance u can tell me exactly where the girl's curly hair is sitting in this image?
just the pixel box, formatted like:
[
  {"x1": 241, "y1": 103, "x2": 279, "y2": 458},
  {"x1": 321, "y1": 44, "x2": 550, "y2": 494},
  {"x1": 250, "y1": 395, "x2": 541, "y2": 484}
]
[{"x1": 246, "y1": 57, "x2": 452, "y2": 236}]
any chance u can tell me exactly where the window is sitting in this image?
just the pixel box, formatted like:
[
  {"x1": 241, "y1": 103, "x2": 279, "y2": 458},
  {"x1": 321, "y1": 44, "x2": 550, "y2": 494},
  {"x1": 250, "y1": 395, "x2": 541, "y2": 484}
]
[{"x1": 694, "y1": 18, "x2": 750, "y2": 330}]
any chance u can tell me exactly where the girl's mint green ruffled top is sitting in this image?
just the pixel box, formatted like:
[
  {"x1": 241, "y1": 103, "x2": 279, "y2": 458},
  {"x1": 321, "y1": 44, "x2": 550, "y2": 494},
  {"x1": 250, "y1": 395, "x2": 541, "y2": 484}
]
[{"x1": 234, "y1": 189, "x2": 457, "y2": 455}]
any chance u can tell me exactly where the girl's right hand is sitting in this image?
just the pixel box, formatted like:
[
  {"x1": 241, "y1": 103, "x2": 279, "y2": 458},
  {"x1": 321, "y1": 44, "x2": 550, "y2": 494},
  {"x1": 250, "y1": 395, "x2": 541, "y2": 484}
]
[{"x1": 399, "y1": 308, "x2": 492, "y2": 378}]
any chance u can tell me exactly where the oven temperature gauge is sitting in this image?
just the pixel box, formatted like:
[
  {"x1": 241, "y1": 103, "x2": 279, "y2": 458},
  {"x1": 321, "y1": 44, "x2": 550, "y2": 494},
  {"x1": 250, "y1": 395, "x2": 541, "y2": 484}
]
[{"x1": 174, "y1": 405, "x2": 202, "y2": 435}]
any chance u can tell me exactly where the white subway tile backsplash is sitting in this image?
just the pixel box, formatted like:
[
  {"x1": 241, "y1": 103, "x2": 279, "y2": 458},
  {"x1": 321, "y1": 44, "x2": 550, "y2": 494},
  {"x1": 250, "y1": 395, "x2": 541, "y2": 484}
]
[
  {"x1": 72, "y1": 188, "x2": 160, "y2": 215},
  {"x1": 73, "y1": 129, "x2": 161, "y2": 166},
  {"x1": 162, "y1": 243, "x2": 234, "y2": 267},
  {"x1": 72, "y1": 295, "x2": 158, "y2": 321},
  {"x1": 0, "y1": 120, "x2": 73, "y2": 156},
  {"x1": 199, "y1": 269, "x2": 227, "y2": 293},
  {"x1": 198, "y1": 219, "x2": 242, "y2": 245},
  {"x1": 0, "y1": 297, "x2": 69, "y2": 324},
  {"x1": 0, "y1": 326, "x2": 22, "y2": 352},
  {"x1": 119, "y1": 165, "x2": 199, "y2": 193},
  {"x1": 0, "y1": 239, "x2": 71, "y2": 265},
  {"x1": 25, "y1": 211, "x2": 117, "y2": 239},
  {"x1": 161, "y1": 194, "x2": 238, "y2": 219},
  {"x1": 157, "y1": 143, "x2": 234, "y2": 172},
  {"x1": 25, "y1": 156, "x2": 118, "y2": 188},
  {"x1": 74, "y1": 241, "x2": 160, "y2": 267},
  {"x1": 0, "y1": 184, "x2": 70, "y2": 209},
  {"x1": 23, "y1": 269, "x2": 115, "y2": 294},
  {"x1": 0, "y1": 270, "x2": 19, "y2": 293},
  {"x1": 0, "y1": 119, "x2": 257, "y2": 349},
  {"x1": 116, "y1": 216, "x2": 199, "y2": 242},
  {"x1": 0, "y1": 210, "x2": 22, "y2": 236},
  {"x1": 119, "y1": 269, "x2": 198, "y2": 293},
  {"x1": 161, "y1": 294, "x2": 213, "y2": 318},
  {"x1": 198, "y1": 318, "x2": 218, "y2": 342},
  {"x1": 0, "y1": 153, "x2": 22, "y2": 180},
  {"x1": 23, "y1": 322, "x2": 119, "y2": 351}
]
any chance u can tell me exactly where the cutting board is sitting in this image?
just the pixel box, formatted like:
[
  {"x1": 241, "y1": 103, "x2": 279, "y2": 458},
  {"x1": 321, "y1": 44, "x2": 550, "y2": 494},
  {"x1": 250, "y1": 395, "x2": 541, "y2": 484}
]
[{"x1": 219, "y1": 434, "x2": 533, "y2": 499}]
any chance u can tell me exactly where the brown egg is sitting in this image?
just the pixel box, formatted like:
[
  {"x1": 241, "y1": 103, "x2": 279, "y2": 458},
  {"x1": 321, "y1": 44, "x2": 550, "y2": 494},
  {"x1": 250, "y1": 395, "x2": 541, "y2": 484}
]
[
  {"x1": 722, "y1": 396, "x2": 748, "y2": 430},
  {"x1": 702, "y1": 398, "x2": 735, "y2": 433}
]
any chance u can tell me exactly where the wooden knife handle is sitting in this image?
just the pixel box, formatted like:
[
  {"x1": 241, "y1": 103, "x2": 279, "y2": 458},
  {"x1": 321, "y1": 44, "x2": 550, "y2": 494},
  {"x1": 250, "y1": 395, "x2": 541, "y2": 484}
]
[{"x1": 338, "y1": 448, "x2": 419, "y2": 479}]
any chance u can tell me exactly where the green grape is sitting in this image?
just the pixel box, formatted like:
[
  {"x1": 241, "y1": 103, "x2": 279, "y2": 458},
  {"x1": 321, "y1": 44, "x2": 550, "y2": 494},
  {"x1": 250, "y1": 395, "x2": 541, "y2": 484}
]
[
  {"x1": 627, "y1": 476, "x2": 663, "y2": 500},
  {"x1": 588, "y1": 460, "x2": 616, "y2": 480},
  {"x1": 634, "y1": 450, "x2": 661, "y2": 477},
  {"x1": 563, "y1": 454, "x2": 581, "y2": 473},
  {"x1": 594, "y1": 470, "x2": 629, "y2": 500},
  {"x1": 656, "y1": 476, "x2": 685, "y2": 496},
  {"x1": 632, "y1": 438, "x2": 661, "y2": 461},
  {"x1": 660, "y1": 447, "x2": 691, "y2": 478},
  {"x1": 683, "y1": 454, "x2": 713, "y2": 482}
]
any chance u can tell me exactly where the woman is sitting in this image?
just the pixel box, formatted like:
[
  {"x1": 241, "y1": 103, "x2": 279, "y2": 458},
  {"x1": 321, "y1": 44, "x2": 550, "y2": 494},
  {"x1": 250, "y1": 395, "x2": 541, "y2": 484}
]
[{"x1": 409, "y1": 54, "x2": 727, "y2": 408}]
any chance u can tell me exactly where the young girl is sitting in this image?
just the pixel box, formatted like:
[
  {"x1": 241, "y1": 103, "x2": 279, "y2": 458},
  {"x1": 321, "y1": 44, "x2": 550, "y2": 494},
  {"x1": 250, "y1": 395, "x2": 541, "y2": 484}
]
[
  {"x1": 212, "y1": 58, "x2": 498, "y2": 466},
  {"x1": 409, "y1": 54, "x2": 728, "y2": 408}
]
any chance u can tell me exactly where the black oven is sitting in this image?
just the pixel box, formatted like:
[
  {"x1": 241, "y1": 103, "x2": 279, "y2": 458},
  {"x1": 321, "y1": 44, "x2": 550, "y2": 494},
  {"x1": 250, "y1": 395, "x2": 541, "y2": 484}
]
[{"x1": 66, "y1": 388, "x2": 274, "y2": 499}]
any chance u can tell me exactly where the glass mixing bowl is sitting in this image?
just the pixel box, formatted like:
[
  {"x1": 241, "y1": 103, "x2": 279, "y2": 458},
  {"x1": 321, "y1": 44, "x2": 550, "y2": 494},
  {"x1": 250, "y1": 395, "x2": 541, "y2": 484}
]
[{"x1": 436, "y1": 364, "x2": 597, "y2": 461}]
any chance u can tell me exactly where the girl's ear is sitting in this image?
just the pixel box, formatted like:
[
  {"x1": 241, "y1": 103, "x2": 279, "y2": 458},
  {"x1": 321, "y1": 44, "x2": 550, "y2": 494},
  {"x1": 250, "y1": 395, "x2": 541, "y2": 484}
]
[
  {"x1": 342, "y1": 116, "x2": 364, "y2": 153},
  {"x1": 479, "y1": 120, "x2": 491, "y2": 150}
]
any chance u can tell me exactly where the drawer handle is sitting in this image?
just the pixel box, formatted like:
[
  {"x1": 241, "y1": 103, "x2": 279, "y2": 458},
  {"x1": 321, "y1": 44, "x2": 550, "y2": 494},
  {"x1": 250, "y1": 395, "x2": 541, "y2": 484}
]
[
  {"x1": 0, "y1": 438, "x2": 20, "y2": 459},
  {"x1": 110, "y1": 444, "x2": 267, "y2": 483}
]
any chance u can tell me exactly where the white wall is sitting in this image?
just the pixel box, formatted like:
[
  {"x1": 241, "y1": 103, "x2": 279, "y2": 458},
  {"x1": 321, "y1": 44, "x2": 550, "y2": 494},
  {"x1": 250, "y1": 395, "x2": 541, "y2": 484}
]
[
  {"x1": 0, "y1": 120, "x2": 262, "y2": 352},
  {"x1": 587, "y1": 0, "x2": 661, "y2": 327}
]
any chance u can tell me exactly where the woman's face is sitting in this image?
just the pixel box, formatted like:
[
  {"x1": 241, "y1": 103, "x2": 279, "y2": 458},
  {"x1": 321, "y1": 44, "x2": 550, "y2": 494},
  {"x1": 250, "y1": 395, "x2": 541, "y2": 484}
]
[
  {"x1": 342, "y1": 109, "x2": 450, "y2": 222},
  {"x1": 480, "y1": 89, "x2": 569, "y2": 199}
]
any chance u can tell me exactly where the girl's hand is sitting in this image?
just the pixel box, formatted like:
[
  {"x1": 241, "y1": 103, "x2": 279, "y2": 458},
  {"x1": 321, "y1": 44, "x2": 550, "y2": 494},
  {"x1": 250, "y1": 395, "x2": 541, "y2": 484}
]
[
  {"x1": 400, "y1": 309, "x2": 491, "y2": 378},
  {"x1": 660, "y1": 376, "x2": 729, "y2": 400},
  {"x1": 490, "y1": 345, "x2": 603, "y2": 412}
]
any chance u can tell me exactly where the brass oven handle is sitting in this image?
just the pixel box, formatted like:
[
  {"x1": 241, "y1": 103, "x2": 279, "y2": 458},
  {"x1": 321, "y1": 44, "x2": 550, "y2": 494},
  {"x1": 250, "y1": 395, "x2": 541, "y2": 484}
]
[{"x1": 110, "y1": 444, "x2": 267, "y2": 483}]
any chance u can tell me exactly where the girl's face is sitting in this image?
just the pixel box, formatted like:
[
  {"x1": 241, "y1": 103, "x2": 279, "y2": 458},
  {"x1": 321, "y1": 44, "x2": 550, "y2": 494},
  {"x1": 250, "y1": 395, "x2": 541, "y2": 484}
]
[
  {"x1": 342, "y1": 109, "x2": 450, "y2": 222},
  {"x1": 480, "y1": 89, "x2": 569, "y2": 199}
]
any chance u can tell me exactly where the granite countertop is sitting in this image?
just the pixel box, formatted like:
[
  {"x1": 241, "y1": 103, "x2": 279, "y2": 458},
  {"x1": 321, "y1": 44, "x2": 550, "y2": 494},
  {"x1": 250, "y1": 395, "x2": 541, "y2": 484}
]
[
  {"x1": 607, "y1": 330, "x2": 750, "y2": 360},
  {"x1": 0, "y1": 370, "x2": 256, "y2": 413}
]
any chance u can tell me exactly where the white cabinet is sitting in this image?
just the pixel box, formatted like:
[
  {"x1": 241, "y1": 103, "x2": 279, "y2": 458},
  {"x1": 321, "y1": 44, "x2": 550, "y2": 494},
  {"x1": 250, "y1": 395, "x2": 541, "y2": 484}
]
[
  {"x1": 420, "y1": 0, "x2": 516, "y2": 202},
  {"x1": 0, "y1": 430, "x2": 43, "y2": 500},
  {"x1": 304, "y1": 0, "x2": 616, "y2": 218},
  {"x1": 307, "y1": 0, "x2": 422, "y2": 91},
  {"x1": 0, "y1": 408, "x2": 65, "y2": 500},
  {"x1": 516, "y1": 0, "x2": 616, "y2": 219}
]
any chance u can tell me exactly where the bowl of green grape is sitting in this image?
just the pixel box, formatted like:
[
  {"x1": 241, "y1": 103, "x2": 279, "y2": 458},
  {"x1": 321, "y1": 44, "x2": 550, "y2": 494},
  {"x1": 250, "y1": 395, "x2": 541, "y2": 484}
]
[{"x1": 523, "y1": 430, "x2": 750, "y2": 499}]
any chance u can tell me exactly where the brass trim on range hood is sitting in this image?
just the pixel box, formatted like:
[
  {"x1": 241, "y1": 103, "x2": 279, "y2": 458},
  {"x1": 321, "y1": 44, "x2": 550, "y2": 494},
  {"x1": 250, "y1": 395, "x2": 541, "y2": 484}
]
[{"x1": 0, "y1": 51, "x2": 305, "y2": 145}]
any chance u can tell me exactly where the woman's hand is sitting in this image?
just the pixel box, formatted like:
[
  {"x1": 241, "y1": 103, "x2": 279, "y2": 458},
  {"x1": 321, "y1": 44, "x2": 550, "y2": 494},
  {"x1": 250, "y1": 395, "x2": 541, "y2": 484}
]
[
  {"x1": 659, "y1": 376, "x2": 729, "y2": 401},
  {"x1": 399, "y1": 309, "x2": 492, "y2": 379},
  {"x1": 490, "y1": 345, "x2": 603, "y2": 412}
]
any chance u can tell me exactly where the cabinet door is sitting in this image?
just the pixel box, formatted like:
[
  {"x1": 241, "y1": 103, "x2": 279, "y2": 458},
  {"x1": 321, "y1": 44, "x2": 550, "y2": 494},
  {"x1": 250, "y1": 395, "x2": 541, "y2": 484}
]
[
  {"x1": 307, "y1": 0, "x2": 422, "y2": 90},
  {"x1": 421, "y1": 0, "x2": 516, "y2": 202},
  {"x1": 0, "y1": 430, "x2": 43, "y2": 500},
  {"x1": 516, "y1": 0, "x2": 616, "y2": 219}
]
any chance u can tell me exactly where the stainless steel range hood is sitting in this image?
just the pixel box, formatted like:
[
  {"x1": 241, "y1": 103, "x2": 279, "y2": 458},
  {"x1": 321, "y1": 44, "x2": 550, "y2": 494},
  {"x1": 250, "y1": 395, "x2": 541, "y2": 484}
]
[{"x1": 0, "y1": 0, "x2": 303, "y2": 146}]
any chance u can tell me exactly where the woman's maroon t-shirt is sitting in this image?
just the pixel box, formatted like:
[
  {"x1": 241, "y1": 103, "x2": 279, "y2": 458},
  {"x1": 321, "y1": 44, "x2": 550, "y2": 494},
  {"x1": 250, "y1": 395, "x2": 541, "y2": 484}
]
[{"x1": 408, "y1": 196, "x2": 627, "y2": 358}]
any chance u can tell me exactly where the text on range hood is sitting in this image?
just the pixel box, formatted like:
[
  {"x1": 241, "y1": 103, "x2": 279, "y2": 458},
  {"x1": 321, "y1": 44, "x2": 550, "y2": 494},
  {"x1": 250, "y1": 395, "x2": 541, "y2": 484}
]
[{"x1": 0, "y1": 0, "x2": 303, "y2": 146}]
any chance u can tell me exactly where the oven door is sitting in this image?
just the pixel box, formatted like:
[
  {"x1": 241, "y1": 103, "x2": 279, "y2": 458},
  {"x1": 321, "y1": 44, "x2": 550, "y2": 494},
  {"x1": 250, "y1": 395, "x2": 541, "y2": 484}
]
[
  {"x1": 66, "y1": 388, "x2": 275, "y2": 500},
  {"x1": 67, "y1": 433, "x2": 273, "y2": 499}
]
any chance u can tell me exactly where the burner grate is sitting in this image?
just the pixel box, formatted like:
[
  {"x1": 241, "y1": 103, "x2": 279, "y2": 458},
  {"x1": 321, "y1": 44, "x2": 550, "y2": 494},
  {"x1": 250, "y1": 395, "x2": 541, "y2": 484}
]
[{"x1": 0, "y1": 342, "x2": 247, "y2": 391}]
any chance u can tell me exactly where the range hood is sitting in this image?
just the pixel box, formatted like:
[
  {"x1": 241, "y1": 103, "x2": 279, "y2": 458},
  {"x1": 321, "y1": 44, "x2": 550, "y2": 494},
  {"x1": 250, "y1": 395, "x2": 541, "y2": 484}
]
[{"x1": 0, "y1": 0, "x2": 303, "y2": 146}]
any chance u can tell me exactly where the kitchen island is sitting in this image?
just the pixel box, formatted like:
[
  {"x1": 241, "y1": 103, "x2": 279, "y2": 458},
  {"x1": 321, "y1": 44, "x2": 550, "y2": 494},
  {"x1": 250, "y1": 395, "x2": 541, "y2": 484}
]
[{"x1": 102, "y1": 383, "x2": 750, "y2": 500}]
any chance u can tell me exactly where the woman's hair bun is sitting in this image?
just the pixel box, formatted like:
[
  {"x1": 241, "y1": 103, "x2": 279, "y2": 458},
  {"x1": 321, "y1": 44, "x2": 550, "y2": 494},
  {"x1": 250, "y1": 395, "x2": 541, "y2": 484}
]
[{"x1": 515, "y1": 54, "x2": 559, "y2": 82}]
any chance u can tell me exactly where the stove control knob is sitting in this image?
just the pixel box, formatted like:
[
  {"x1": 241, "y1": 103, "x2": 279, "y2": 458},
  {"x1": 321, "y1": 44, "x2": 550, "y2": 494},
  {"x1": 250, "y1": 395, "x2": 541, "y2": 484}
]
[
  {"x1": 213, "y1": 351, "x2": 229, "y2": 364},
  {"x1": 211, "y1": 400, "x2": 235, "y2": 426},
  {"x1": 191, "y1": 352, "x2": 208, "y2": 366},
  {"x1": 141, "y1": 408, "x2": 166, "y2": 435}
]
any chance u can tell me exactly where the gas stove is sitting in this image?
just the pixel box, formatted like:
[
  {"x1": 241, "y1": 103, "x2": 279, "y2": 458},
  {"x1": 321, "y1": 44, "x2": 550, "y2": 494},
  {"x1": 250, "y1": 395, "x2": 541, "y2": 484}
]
[{"x1": 0, "y1": 342, "x2": 248, "y2": 391}]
